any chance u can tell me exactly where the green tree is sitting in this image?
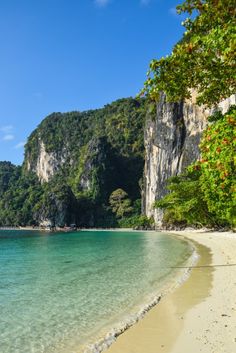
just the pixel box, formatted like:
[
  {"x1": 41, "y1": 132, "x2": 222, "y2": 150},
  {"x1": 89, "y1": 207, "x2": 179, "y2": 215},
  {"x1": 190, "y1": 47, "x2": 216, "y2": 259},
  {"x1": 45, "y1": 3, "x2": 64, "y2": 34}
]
[
  {"x1": 141, "y1": 0, "x2": 236, "y2": 106},
  {"x1": 0, "y1": 170, "x2": 43, "y2": 226},
  {"x1": 155, "y1": 106, "x2": 236, "y2": 228},
  {"x1": 155, "y1": 170, "x2": 217, "y2": 227},
  {"x1": 195, "y1": 106, "x2": 236, "y2": 225},
  {"x1": 109, "y1": 189, "x2": 133, "y2": 219},
  {"x1": 0, "y1": 162, "x2": 21, "y2": 196}
]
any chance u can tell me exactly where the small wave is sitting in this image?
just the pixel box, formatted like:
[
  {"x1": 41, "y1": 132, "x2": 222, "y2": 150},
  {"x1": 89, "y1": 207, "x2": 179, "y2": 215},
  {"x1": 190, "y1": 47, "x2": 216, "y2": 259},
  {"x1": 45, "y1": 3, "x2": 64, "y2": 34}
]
[
  {"x1": 83, "y1": 295, "x2": 161, "y2": 353},
  {"x1": 83, "y1": 244, "x2": 199, "y2": 353}
]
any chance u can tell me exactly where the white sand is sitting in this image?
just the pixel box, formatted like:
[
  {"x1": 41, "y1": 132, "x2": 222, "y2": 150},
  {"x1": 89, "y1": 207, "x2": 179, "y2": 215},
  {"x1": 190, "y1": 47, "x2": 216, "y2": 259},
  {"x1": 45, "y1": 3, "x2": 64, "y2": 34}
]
[{"x1": 106, "y1": 230, "x2": 236, "y2": 353}]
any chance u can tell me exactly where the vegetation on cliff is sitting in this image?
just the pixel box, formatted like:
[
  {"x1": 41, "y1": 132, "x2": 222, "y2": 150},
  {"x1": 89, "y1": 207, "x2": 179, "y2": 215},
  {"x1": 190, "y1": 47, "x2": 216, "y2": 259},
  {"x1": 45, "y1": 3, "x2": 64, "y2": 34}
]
[
  {"x1": 156, "y1": 106, "x2": 236, "y2": 228},
  {"x1": 0, "y1": 98, "x2": 149, "y2": 227},
  {"x1": 0, "y1": 163, "x2": 43, "y2": 226},
  {"x1": 142, "y1": 0, "x2": 236, "y2": 106},
  {"x1": 148, "y1": 0, "x2": 236, "y2": 228},
  {"x1": 0, "y1": 1, "x2": 235, "y2": 230}
]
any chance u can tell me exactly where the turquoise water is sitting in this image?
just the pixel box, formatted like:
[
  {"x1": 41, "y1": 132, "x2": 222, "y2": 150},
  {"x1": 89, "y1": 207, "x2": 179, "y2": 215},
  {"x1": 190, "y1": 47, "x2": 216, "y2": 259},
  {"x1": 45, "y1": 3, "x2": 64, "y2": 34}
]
[{"x1": 0, "y1": 230, "x2": 192, "y2": 353}]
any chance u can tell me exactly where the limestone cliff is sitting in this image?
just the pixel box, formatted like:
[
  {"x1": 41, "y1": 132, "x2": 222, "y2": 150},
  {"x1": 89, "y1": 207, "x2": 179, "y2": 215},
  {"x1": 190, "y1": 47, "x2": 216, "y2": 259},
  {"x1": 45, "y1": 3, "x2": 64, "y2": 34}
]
[
  {"x1": 26, "y1": 139, "x2": 69, "y2": 182},
  {"x1": 19, "y1": 98, "x2": 146, "y2": 227},
  {"x1": 142, "y1": 94, "x2": 236, "y2": 226}
]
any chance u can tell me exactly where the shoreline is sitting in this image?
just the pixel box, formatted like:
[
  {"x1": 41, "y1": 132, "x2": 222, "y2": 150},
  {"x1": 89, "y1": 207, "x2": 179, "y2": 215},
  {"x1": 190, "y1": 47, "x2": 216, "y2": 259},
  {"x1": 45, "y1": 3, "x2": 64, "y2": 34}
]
[
  {"x1": 0, "y1": 226, "x2": 150, "y2": 233},
  {"x1": 80, "y1": 234, "x2": 198, "y2": 353},
  {"x1": 105, "y1": 230, "x2": 236, "y2": 353},
  {"x1": 2, "y1": 227, "x2": 235, "y2": 352}
]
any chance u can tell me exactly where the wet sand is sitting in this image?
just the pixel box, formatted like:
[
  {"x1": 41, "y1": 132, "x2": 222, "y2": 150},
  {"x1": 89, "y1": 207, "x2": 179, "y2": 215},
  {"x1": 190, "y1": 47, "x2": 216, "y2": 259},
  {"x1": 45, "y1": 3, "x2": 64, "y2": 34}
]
[{"x1": 106, "y1": 230, "x2": 236, "y2": 353}]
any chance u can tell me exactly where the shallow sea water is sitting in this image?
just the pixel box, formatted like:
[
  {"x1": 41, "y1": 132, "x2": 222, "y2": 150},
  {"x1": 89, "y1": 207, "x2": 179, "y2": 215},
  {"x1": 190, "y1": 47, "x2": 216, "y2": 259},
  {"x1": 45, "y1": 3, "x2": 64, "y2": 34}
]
[{"x1": 0, "y1": 230, "x2": 192, "y2": 353}]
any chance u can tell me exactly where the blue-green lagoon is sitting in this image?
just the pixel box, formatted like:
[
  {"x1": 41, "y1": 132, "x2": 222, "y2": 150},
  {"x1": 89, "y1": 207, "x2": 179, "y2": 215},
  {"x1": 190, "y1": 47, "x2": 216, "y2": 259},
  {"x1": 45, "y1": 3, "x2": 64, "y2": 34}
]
[{"x1": 0, "y1": 230, "x2": 194, "y2": 353}]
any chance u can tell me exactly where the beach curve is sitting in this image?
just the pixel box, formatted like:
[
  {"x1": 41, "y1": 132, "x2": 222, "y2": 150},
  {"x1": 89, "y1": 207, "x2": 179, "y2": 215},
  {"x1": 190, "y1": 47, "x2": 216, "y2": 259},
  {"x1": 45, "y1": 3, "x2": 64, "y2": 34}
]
[{"x1": 105, "y1": 230, "x2": 236, "y2": 353}]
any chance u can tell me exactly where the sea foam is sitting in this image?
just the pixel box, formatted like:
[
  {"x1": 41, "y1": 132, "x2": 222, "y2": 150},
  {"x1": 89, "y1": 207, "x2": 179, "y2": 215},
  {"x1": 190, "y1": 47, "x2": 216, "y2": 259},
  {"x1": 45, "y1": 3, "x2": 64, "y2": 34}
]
[{"x1": 83, "y1": 241, "x2": 199, "y2": 353}]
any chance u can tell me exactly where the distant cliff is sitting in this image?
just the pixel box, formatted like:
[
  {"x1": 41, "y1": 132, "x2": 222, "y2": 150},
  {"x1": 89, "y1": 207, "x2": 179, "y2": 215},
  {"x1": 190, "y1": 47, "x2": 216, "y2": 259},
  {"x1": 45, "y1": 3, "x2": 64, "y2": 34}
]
[
  {"x1": 142, "y1": 94, "x2": 236, "y2": 226},
  {"x1": 0, "y1": 98, "x2": 147, "y2": 227},
  {"x1": 24, "y1": 99, "x2": 145, "y2": 193},
  {"x1": 1, "y1": 94, "x2": 234, "y2": 228}
]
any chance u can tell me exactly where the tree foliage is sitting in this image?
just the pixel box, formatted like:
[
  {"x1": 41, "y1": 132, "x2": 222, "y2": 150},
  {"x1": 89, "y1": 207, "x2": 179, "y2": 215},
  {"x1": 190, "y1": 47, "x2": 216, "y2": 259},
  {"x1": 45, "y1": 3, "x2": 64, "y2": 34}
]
[
  {"x1": 155, "y1": 107, "x2": 236, "y2": 228},
  {"x1": 0, "y1": 98, "x2": 146, "y2": 227},
  {"x1": 109, "y1": 188, "x2": 133, "y2": 219},
  {"x1": 0, "y1": 162, "x2": 21, "y2": 197},
  {"x1": 195, "y1": 105, "x2": 236, "y2": 225},
  {"x1": 141, "y1": 0, "x2": 236, "y2": 106},
  {"x1": 0, "y1": 166, "x2": 43, "y2": 226},
  {"x1": 155, "y1": 170, "x2": 218, "y2": 227},
  {"x1": 109, "y1": 192, "x2": 154, "y2": 228}
]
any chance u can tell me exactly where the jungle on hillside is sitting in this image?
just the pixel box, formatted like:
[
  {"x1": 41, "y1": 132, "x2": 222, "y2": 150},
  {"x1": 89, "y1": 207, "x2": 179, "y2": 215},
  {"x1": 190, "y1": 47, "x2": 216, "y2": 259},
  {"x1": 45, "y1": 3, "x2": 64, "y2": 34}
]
[
  {"x1": 0, "y1": 98, "x2": 152, "y2": 228},
  {"x1": 143, "y1": 0, "x2": 236, "y2": 229},
  {"x1": 0, "y1": 0, "x2": 235, "y2": 230}
]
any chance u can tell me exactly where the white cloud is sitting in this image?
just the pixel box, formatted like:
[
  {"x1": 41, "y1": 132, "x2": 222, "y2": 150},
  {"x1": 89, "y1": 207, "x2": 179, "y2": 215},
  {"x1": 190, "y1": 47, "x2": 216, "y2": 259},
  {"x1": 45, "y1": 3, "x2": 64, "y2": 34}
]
[
  {"x1": 0, "y1": 125, "x2": 13, "y2": 133},
  {"x1": 2, "y1": 134, "x2": 15, "y2": 141},
  {"x1": 14, "y1": 141, "x2": 26, "y2": 149},
  {"x1": 94, "y1": 0, "x2": 110, "y2": 7}
]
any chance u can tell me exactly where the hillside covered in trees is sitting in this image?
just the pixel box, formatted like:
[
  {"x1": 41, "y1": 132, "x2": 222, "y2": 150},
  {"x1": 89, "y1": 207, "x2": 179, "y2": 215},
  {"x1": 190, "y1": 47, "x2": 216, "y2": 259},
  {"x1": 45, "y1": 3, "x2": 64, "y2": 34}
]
[
  {"x1": 143, "y1": 0, "x2": 236, "y2": 229},
  {"x1": 0, "y1": 0, "x2": 235, "y2": 230},
  {"x1": 0, "y1": 98, "x2": 152, "y2": 228}
]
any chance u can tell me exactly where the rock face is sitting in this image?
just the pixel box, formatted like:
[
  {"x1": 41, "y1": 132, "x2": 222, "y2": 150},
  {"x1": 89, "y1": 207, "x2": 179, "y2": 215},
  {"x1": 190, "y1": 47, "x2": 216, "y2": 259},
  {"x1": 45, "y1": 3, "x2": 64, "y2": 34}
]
[
  {"x1": 142, "y1": 94, "x2": 236, "y2": 226},
  {"x1": 35, "y1": 185, "x2": 78, "y2": 227},
  {"x1": 79, "y1": 137, "x2": 113, "y2": 196},
  {"x1": 20, "y1": 98, "x2": 146, "y2": 227},
  {"x1": 26, "y1": 139, "x2": 68, "y2": 182}
]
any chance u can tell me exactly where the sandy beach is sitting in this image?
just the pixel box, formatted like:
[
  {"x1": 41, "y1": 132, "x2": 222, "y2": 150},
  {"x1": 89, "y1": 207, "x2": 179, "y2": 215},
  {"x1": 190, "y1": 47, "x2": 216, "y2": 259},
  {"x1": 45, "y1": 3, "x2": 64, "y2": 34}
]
[{"x1": 106, "y1": 230, "x2": 236, "y2": 353}]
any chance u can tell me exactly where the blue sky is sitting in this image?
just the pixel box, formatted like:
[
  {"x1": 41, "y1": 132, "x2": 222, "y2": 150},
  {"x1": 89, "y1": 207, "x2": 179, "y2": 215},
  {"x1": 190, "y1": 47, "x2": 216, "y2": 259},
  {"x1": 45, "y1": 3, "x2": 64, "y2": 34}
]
[{"x1": 0, "y1": 0, "x2": 186, "y2": 165}]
